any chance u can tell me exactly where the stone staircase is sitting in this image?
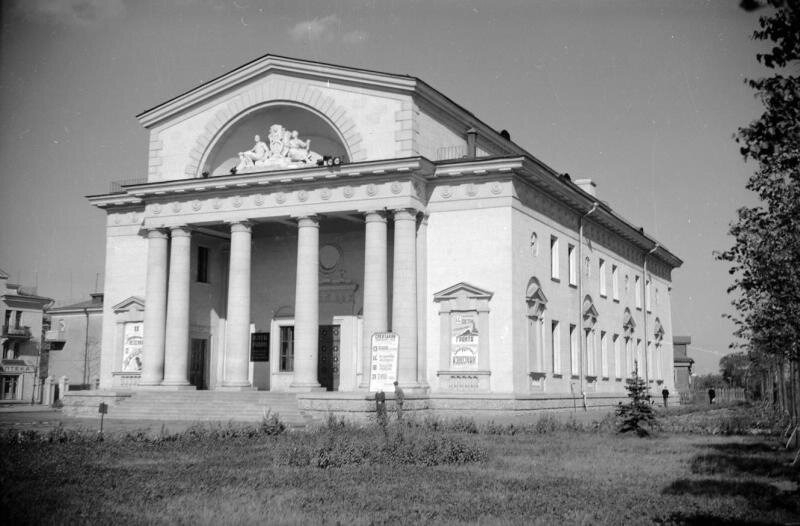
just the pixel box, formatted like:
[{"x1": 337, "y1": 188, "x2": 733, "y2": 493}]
[{"x1": 95, "y1": 391, "x2": 317, "y2": 427}]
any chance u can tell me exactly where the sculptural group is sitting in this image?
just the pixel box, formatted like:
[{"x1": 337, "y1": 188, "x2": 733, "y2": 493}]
[{"x1": 235, "y1": 124, "x2": 322, "y2": 173}]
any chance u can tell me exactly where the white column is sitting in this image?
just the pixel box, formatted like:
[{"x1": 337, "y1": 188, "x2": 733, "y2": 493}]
[
  {"x1": 140, "y1": 228, "x2": 168, "y2": 386},
  {"x1": 392, "y1": 209, "x2": 419, "y2": 388},
  {"x1": 162, "y1": 226, "x2": 192, "y2": 387},
  {"x1": 290, "y1": 216, "x2": 322, "y2": 390},
  {"x1": 360, "y1": 211, "x2": 388, "y2": 389},
  {"x1": 223, "y1": 221, "x2": 252, "y2": 388}
]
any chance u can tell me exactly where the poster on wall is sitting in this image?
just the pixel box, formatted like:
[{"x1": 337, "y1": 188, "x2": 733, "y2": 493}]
[
  {"x1": 122, "y1": 322, "x2": 143, "y2": 372},
  {"x1": 451, "y1": 312, "x2": 479, "y2": 369},
  {"x1": 369, "y1": 332, "x2": 398, "y2": 392}
]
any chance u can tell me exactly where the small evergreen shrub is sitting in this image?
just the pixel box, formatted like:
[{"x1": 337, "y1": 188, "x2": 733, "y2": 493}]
[{"x1": 616, "y1": 368, "x2": 657, "y2": 437}]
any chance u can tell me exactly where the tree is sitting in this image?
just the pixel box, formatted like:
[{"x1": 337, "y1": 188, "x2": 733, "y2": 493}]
[
  {"x1": 719, "y1": 352, "x2": 750, "y2": 388},
  {"x1": 616, "y1": 366, "x2": 657, "y2": 437},
  {"x1": 717, "y1": 1, "x2": 800, "y2": 425}
]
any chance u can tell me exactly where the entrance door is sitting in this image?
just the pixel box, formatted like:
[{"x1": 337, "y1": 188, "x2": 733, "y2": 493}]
[
  {"x1": 317, "y1": 325, "x2": 340, "y2": 391},
  {"x1": 1, "y1": 375, "x2": 19, "y2": 400},
  {"x1": 189, "y1": 339, "x2": 208, "y2": 390}
]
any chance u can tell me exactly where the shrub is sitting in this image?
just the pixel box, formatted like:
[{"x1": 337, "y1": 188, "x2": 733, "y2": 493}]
[
  {"x1": 534, "y1": 413, "x2": 560, "y2": 434},
  {"x1": 616, "y1": 369, "x2": 657, "y2": 437}
]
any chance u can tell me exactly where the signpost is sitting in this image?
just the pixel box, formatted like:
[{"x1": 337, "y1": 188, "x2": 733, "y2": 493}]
[
  {"x1": 98, "y1": 402, "x2": 108, "y2": 437},
  {"x1": 368, "y1": 332, "x2": 398, "y2": 392}
]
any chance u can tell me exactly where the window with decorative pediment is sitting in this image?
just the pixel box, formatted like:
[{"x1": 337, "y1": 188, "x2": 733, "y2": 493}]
[
  {"x1": 111, "y1": 296, "x2": 145, "y2": 388},
  {"x1": 622, "y1": 307, "x2": 636, "y2": 378},
  {"x1": 583, "y1": 296, "x2": 599, "y2": 378},
  {"x1": 525, "y1": 278, "x2": 548, "y2": 384},
  {"x1": 434, "y1": 282, "x2": 493, "y2": 393}
]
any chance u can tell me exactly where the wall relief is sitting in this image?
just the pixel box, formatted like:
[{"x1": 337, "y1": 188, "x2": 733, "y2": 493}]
[{"x1": 234, "y1": 124, "x2": 323, "y2": 174}]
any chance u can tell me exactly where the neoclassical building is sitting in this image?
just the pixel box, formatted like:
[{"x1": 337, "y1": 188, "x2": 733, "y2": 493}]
[{"x1": 88, "y1": 55, "x2": 681, "y2": 413}]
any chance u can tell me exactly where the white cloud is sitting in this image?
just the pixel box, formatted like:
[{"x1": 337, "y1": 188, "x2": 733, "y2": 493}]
[
  {"x1": 288, "y1": 15, "x2": 368, "y2": 45},
  {"x1": 342, "y1": 30, "x2": 368, "y2": 45},
  {"x1": 13, "y1": 0, "x2": 126, "y2": 25}
]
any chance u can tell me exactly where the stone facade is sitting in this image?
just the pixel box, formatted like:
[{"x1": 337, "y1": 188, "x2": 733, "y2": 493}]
[{"x1": 89, "y1": 56, "x2": 682, "y2": 411}]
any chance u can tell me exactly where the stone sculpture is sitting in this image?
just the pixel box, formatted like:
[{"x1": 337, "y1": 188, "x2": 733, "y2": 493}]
[{"x1": 235, "y1": 124, "x2": 322, "y2": 173}]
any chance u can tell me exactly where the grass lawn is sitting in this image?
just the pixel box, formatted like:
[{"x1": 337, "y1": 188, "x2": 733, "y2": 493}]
[{"x1": 1, "y1": 411, "x2": 799, "y2": 525}]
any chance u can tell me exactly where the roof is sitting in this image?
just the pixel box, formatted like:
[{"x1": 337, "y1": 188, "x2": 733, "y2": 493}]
[
  {"x1": 0, "y1": 268, "x2": 8, "y2": 279},
  {"x1": 47, "y1": 299, "x2": 103, "y2": 314}
]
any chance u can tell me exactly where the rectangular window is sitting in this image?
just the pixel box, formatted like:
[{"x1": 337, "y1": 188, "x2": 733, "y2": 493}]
[
  {"x1": 599, "y1": 259, "x2": 607, "y2": 297},
  {"x1": 613, "y1": 334, "x2": 621, "y2": 378},
  {"x1": 586, "y1": 330, "x2": 595, "y2": 377},
  {"x1": 550, "y1": 236, "x2": 560, "y2": 280},
  {"x1": 279, "y1": 326, "x2": 295, "y2": 372},
  {"x1": 569, "y1": 324, "x2": 579, "y2": 377},
  {"x1": 655, "y1": 343, "x2": 663, "y2": 380},
  {"x1": 636, "y1": 338, "x2": 643, "y2": 376},
  {"x1": 196, "y1": 246, "x2": 209, "y2": 283},
  {"x1": 647, "y1": 340, "x2": 653, "y2": 381},
  {"x1": 625, "y1": 337, "x2": 633, "y2": 378},
  {"x1": 645, "y1": 278, "x2": 651, "y2": 312},
  {"x1": 568, "y1": 244, "x2": 577, "y2": 286},
  {"x1": 551, "y1": 320, "x2": 561, "y2": 374},
  {"x1": 612, "y1": 265, "x2": 619, "y2": 301},
  {"x1": 635, "y1": 276, "x2": 642, "y2": 309},
  {"x1": 14, "y1": 310, "x2": 22, "y2": 329},
  {"x1": 600, "y1": 331, "x2": 608, "y2": 378}
]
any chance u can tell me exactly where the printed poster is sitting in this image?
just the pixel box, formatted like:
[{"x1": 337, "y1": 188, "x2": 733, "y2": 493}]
[
  {"x1": 451, "y1": 312, "x2": 479, "y2": 369},
  {"x1": 369, "y1": 332, "x2": 398, "y2": 392},
  {"x1": 122, "y1": 322, "x2": 143, "y2": 372}
]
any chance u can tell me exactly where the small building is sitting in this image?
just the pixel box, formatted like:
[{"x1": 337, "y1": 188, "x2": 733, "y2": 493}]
[
  {"x1": 0, "y1": 268, "x2": 53, "y2": 402},
  {"x1": 672, "y1": 336, "x2": 693, "y2": 392},
  {"x1": 87, "y1": 55, "x2": 682, "y2": 414},
  {"x1": 45, "y1": 293, "x2": 104, "y2": 392}
]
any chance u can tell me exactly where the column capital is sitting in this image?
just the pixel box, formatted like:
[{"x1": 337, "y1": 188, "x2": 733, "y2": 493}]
[
  {"x1": 363, "y1": 210, "x2": 387, "y2": 223},
  {"x1": 144, "y1": 228, "x2": 168, "y2": 240},
  {"x1": 170, "y1": 225, "x2": 192, "y2": 238},
  {"x1": 392, "y1": 208, "x2": 418, "y2": 221},
  {"x1": 295, "y1": 215, "x2": 320, "y2": 228},
  {"x1": 227, "y1": 220, "x2": 253, "y2": 233}
]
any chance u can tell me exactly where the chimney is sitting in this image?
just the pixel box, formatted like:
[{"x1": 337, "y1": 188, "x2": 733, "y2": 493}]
[
  {"x1": 466, "y1": 127, "x2": 477, "y2": 159},
  {"x1": 574, "y1": 178, "x2": 596, "y2": 197},
  {"x1": 90, "y1": 292, "x2": 104, "y2": 305}
]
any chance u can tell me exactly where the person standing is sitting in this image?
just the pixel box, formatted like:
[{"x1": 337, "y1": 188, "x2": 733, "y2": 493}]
[
  {"x1": 708, "y1": 387, "x2": 716, "y2": 405},
  {"x1": 661, "y1": 387, "x2": 669, "y2": 408},
  {"x1": 393, "y1": 381, "x2": 405, "y2": 421}
]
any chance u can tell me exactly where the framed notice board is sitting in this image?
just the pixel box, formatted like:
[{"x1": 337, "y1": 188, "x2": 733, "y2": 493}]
[{"x1": 251, "y1": 332, "x2": 270, "y2": 362}]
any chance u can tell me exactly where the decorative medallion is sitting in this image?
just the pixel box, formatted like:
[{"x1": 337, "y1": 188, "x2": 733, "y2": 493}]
[
  {"x1": 390, "y1": 181, "x2": 402, "y2": 195},
  {"x1": 254, "y1": 194, "x2": 265, "y2": 206},
  {"x1": 320, "y1": 188, "x2": 331, "y2": 200},
  {"x1": 172, "y1": 202, "x2": 182, "y2": 213},
  {"x1": 113, "y1": 214, "x2": 121, "y2": 225},
  {"x1": 490, "y1": 182, "x2": 502, "y2": 195},
  {"x1": 297, "y1": 190, "x2": 309, "y2": 202},
  {"x1": 440, "y1": 186, "x2": 452, "y2": 199},
  {"x1": 191, "y1": 200, "x2": 201, "y2": 211},
  {"x1": 466, "y1": 183, "x2": 477, "y2": 197},
  {"x1": 152, "y1": 203, "x2": 162, "y2": 215},
  {"x1": 275, "y1": 192, "x2": 286, "y2": 204},
  {"x1": 366, "y1": 183, "x2": 377, "y2": 197},
  {"x1": 130, "y1": 213, "x2": 138, "y2": 224},
  {"x1": 232, "y1": 196, "x2": 243, "y2": 208},
  {"x1": 343, "y1": 186, "x2": 354, "y2": 198},
  {"x1": 212, "y1": 198, "x2": 222, "y2": 210}
]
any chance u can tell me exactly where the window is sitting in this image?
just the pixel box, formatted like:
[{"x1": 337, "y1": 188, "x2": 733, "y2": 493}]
[
  {"x1": 551, "y1": 321, "x2": 561, "y2": 374},
  {"x1": 600, "y1": 331, "x2": 608, "y2": 378},
  {"x1": 645, "y1": 278, "x2": 651, "y2": 311},
  {"x1": 655, "y1": 343, "x2": 663, "y2": 380},
  {"x1": 279, "y1": 326, "x2": 295, "y2": 372},
  {"x1": 196, "y1": 246, "x2": 209, "y2": 283},
  {"x1": 599, "y1": 259, "x2": 607, "y2": 297},
  {"x1": 647, "y1": 340, "x2": 654, "y2": 381},
  {"x1": 613, "y1": 334, "x2": 621, "y2": 378},
  {"x1": 636, "y1": 338, "x2": 643, "y2": 376},
  {"x1": 612, "y1": 265, "x2": 619, "y2": 300},
  {"x1": 625, "y1": 337, "x2": 633, "y2": 378},
  {"x1": 586, "y1": 329, "x2": 596, "y2": 377},
  {"x1": 530, "y1": 232, "x2": 539, "y2": 256},
  {"x1": 635, "y1": 276, "x2": 642, "y2": 309},
  {"x1": 550, "y1": 236, "x2": 559, "y2": 280},
  {"x1": 569, "y1": 324, "x2": 579, "y2": 377},
  {"x1": 14, "y1": 310, "x2": 22, "y2": 328},
  {"x1": 568, "y1": 244, "x2": 577, "y2": 286}
]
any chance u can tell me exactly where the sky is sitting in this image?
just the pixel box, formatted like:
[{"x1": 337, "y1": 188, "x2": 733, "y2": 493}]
[{"x1": 0, "y1": 0, "x2": 770, "y2": 374}]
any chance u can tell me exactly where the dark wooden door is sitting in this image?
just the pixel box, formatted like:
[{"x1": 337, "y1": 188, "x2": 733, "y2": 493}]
[
  {"x1": 189, "y1": 339, "x2": 207, "y2": 390},
  {"x1": 317, "y1": 325, "x2": 340, "y2": 391}
]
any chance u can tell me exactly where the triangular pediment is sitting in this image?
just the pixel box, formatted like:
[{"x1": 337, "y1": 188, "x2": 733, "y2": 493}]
[
  {"x1": 623, "y1": 308, "x2": 636, "y2": 331},
  {"x1": 113, "y1": 296, "x2": 145, "y2": 313},
  {"x1": 434, "y1": 282, "x2": 493, "y2": 303}
]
